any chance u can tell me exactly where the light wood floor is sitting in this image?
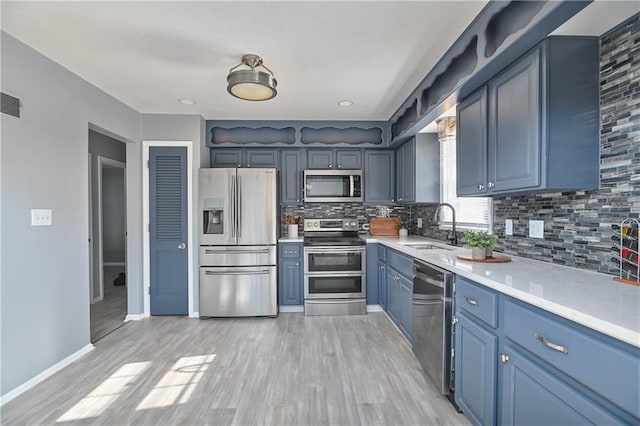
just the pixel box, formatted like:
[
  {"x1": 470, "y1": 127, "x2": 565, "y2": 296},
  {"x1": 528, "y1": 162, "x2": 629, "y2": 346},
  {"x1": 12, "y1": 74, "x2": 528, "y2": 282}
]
[
  {"x1": 2, "y1": 313, "x2": 469, "y2": 426},
  {"x1": 90, "y1": 265, "x2": 127, "y2": 342}
]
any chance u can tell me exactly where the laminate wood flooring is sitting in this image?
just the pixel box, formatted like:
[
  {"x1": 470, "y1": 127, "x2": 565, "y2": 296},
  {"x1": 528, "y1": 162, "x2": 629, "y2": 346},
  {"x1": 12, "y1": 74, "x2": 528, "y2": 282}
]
[{"x1": 1, "y1": 313, "x2": 469, "y2": 426}]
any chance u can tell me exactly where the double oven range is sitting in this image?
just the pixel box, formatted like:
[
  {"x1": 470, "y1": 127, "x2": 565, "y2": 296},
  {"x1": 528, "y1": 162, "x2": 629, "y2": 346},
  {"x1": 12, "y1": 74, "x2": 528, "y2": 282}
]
[{"x1": 303, "y1": 218, "x2": 366, "y2": 316}]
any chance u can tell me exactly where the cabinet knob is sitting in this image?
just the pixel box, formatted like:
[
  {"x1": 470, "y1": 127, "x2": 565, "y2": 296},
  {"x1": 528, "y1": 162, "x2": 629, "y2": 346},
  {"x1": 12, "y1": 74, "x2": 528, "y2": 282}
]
[
  {"x1": 500, "y1": 353, "x2": 510, "y2": 364},
  {"x1": 295, "y1": 262, "x2": 299, "y2": 266},
  {"x1": 477, "y1": 184, "x2": 485, "y2": 190},
  {"x1": 296, "y1": 199, "x2": 300, "y2": 202},
  {"x1": 488, "y1": 181, "x2": 495, "y2": 188},
  {"x1": 337, "y1": 165, "x2": 341, "y2": 168},
  {"x1": 329, "y1": 164, "x2": 333, "y2": 168}
]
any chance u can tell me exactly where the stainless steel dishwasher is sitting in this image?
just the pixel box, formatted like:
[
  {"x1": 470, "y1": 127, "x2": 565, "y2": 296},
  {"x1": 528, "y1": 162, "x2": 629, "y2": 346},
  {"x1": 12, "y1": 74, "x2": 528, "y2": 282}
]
[{"x1": 412, "y1": 259, "x2": 456, "y2": 403}]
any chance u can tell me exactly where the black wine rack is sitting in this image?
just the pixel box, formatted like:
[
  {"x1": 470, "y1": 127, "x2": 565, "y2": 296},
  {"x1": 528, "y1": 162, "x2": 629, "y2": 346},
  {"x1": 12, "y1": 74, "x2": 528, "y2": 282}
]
[{"x1": 612, "y1": 219, "x2": 639, "y2": 286}]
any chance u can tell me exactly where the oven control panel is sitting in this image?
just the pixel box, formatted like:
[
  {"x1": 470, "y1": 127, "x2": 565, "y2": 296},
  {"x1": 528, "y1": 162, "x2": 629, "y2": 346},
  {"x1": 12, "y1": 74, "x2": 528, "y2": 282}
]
[{"x1": 304, "y1": 218, "x2": 359, "y2": 232}]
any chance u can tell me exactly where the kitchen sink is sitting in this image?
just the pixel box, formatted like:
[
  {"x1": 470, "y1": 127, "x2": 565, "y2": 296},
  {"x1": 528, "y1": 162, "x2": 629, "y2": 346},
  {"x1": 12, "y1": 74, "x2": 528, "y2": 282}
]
[{"x1": 398, "y1": 242, "x2": 452, "y2": 250}]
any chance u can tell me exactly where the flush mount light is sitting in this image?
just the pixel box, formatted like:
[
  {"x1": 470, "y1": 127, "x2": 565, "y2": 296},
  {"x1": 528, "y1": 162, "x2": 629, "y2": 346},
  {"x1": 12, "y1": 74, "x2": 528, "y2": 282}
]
[
  {"x1": 337, "y1": 100, "x2": 354, "y2": 107},
  {"x1": 178, "y1": 98, "x2": 196, "y2": 105},
  {"x1": 227, "y1": 54, "x2": 277, "y2": 101}
]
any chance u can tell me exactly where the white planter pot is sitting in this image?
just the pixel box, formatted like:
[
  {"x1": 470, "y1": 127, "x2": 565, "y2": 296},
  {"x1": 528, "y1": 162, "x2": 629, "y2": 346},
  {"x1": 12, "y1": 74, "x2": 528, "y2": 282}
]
[
  {"x1": 485, "y1": 247, "x2": 493, "y2": 257},
  {"x1": 399, "y1": 228, "x2": 409, "y2": 237},
  {"x1": 471, "y1": 247, "x2": 486, "y2": 260},
  {"x1": 287, "y1": 224, "x2": 298, "y2": 238}
]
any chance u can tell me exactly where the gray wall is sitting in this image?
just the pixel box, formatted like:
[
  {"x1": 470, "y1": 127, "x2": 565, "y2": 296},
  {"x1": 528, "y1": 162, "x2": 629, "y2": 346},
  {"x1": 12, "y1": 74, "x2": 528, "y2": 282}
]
[
  {"x1": 88, "y1": 129, "x2": 126, "y2": 299},
  {"x1": 141, "y1": 114, "x2": 205, "y2": 313},
  {"x1": 1, "y1": 32, "x2": 141, "y2": 396},
  {"x1": 102, "y1": 167, "x2": 126, "y2": 263}
]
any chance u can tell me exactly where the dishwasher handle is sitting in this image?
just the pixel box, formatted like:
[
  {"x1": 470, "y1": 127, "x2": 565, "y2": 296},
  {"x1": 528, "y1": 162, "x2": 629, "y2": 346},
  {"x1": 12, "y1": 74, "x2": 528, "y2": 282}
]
[{"x1": 414, "y1": 270, "x2": 444, "y2": 288}]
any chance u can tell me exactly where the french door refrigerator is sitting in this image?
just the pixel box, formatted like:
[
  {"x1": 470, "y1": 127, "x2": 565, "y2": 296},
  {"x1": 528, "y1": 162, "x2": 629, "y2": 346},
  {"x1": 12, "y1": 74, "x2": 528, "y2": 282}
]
[{"x1": 199, "y1": 168, "x2": 278, "y2": 317}]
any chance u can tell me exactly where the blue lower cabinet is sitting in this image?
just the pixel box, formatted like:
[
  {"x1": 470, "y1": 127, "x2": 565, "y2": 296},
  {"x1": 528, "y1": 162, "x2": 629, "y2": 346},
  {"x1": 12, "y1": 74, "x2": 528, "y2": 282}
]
[
  {"x1": 366, "y1": 244, "x2": 379, "y2": 305},
  {"x1": 278, "y1": 243, "x2": 303, "y2": 305},
  {"x1": 499, "y1": 345, "x2": 620, "y2": 426},
  {"x1": 455, "y1": 312, "x2": 498, "y2": 426},
  {"x1": 398, "y1": 274, "x2": 413, "y2": 340},
  {"x1": 378, "y1": 260, "x2": 387, "y2": 310},
  {"x1": 387, "y1": 267, "x2": 400, "y2": 324}
]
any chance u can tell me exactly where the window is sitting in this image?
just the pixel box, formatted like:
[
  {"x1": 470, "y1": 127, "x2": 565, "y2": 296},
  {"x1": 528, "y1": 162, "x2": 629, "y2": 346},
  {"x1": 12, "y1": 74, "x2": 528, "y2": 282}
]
[{"x1": 438, "y1": 134, "x2": 492, "y2": 231}]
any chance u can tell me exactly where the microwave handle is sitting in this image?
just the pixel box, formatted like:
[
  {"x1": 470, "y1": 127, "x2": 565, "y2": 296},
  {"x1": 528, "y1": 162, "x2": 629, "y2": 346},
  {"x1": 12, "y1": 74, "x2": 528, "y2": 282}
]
[{"x1": 349, "y1": 175, "x2": 355, "y2": 198}]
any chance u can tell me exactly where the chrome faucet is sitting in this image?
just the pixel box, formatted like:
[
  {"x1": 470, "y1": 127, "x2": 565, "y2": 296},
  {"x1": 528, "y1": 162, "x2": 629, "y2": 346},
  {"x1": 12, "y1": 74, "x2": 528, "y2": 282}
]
[{"x1": 433, "y1": 203, "x2": 458, "y2": 246}]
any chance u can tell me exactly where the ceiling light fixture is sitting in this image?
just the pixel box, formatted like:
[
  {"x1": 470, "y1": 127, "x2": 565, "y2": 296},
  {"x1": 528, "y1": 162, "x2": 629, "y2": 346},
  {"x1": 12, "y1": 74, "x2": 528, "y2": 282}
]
[
  {"x1": 337, "y1": 100, "x2": 354, "y2": 107},
  {"x1": 178, "y1": 98, "x2": 196, "y2": 105},
  {"x1": 227, "y1": 54, "x2": 277, "y2": 101}
]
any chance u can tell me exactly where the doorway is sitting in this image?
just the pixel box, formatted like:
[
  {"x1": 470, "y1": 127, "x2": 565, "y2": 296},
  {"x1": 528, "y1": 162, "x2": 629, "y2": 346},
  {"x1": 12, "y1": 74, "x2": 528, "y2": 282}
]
[{"x1": 88, "y1": 129, "x2": 128, "y2": 342}]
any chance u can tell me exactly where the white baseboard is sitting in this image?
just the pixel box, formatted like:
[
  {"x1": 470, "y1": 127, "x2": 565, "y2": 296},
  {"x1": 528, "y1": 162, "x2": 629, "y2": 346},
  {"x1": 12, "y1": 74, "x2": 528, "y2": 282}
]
[
  {"x1": 366, "y1": 304, "x2": 384, "y2": 312},
  {"x1": 103, "y1": 262, "x2": 125, "y2": 266},
  {"x1": 189, "y1": 312, "x2": 199, "y2": 318},
  {"x1": 1, "y1": 343, "x2": 95, "y2": 406},
  {"x1": 279, "y1": 305, "x2": 304, "y2": 313},
  {"x1": 124, "y1": 313, "x2": 146, "y2": 322}
]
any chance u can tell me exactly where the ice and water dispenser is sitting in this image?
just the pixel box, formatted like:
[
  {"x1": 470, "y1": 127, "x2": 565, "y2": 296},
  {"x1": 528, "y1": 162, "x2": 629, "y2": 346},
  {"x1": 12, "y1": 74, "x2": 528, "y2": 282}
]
[{"x1": 202, "y1": 198, "x2": 224, "y2": 235}]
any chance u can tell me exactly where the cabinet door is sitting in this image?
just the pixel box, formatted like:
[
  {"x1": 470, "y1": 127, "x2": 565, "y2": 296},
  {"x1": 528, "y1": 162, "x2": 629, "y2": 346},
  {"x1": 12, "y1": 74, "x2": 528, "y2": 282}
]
[
  {"x1": 280, "y1": 150, "x2": 304, "y2": 205},
  {"x1": 246, "y1": 150, "x2": 279, "y2": 168},
  {"x1": 500, "y1": 345, "x2": 620, "y2": 426},
  {"x1": 386, "y1": 268, "x2": 400, "y2": 323},
  {"x1": 278, "y1": 259, "x2": 302, "y2": 305},
  {"x1": 398, "y1": 274, "x2": 413, "y2": 341},
  {"x1": 396, "y1": 140, "x2": 415, "y2": 203},
  {"x1": 455, "y1": 313, "x2": 497, "y2": 426},
  {"x1": 307, "y1": 150, "x2": 333, "y2": 169},
  {"x1": 366, "y1": 244, "x2": 379, "y2": 305},
  {"x1": 378, "y1": 261, "x2": 387, "y2": 310},
  {"x1": 210, "y1": 149, "x2": 244, "y2": 168},
  {"x1": 489, "y1": 47, "x2": 541, "y2": 193},
  {"x1": 364, "y1": 150, "x2": 395, "y2": 204},
  {"x1": 457, "y1": 87, "x2": 488, "y2": 196},
  {"x1": 336, "y1": 149, "x2": 362, "y2": 169}
]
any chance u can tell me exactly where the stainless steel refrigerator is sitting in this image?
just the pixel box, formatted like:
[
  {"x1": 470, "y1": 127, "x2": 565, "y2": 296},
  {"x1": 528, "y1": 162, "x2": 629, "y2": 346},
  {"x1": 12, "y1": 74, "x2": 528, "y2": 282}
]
[{"x1": 199, "y1": 168, "x2": 278, "y2": 317}]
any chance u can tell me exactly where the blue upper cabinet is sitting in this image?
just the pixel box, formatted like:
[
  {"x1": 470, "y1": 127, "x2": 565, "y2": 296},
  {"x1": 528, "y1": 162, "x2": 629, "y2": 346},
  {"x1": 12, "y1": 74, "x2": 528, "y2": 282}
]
[
  {"x1": 280, "y1": 150, "x2": 304, "y2": 205},
  {"x1": 306, "y1": 149, "x2": 362, "y2": 169},
  {"x1": 211, "y1": 149, "x2": 244, "y2": 168},
  {"x1": 456, "y1": 37, "x2": 599, "y2": 197},
  {"x1": 246, "y1": 150, "x2": 279, "y2": 168},
  {"x1": 364, "y1": 150, "x2": 395, "y2": 204},
  {"x1": 211, "y1": 149, "x2": 279, "y2": 168},
  {"x1": 395, "y1": 134, "x2": 439, "y2": 204}
]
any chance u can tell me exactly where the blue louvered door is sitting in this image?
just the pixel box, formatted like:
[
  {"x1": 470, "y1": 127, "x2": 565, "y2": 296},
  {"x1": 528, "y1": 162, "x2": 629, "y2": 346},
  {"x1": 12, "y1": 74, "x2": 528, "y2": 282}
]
[{"x1": 149, "y1": 147, "x2": 188, "y2": 315}]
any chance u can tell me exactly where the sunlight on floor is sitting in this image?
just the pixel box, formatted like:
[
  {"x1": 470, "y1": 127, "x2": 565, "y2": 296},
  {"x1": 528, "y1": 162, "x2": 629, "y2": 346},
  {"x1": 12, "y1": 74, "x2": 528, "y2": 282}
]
[
  {"x1": 56, "y1": 362, "x2": 151, "y2": 422},
  {"x1": 136, "y1": 354, "x2": 216, "y2": 410}
]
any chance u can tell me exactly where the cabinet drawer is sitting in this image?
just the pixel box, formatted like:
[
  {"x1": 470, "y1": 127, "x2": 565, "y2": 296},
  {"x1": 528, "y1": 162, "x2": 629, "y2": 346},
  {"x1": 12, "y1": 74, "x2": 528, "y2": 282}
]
[
  {"x1": 377, "y1": 245, "x2": 387, "y2": 261},
  {"x1": 504, "y1": 299, "x2": 640, "y2": 418},
  {"x1": 387, "y1": 249, "x2": 413, "y2": 279},
  {"x1": 279, "y1": 243, "x2": 302, "y2": 259},
  {"x1": 455, "y1": 277, "x2": 498, "y2": 329}
]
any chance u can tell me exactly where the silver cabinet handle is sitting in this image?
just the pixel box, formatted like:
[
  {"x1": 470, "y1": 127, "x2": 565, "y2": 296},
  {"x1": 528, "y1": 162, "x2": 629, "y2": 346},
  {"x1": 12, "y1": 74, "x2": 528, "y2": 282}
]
[
  {"x1": 328, "y1": 164, "x2": 333, "y2": 168},
  {"x1": 283, "y1": 250, "x2": 298, "y2": 254},
  {"x1": 205, "y1": 269, "x2": 269, "y2": 276},
  {"x1": 477, "y1": 184, "x2": 485, "y2": 190},
  {"x1": 500, "y1": 353, "x2": 510, "y2": 363},
  {"x1": 488, "y1": 181, "x2": 495, "y2": 188},
  {"x1": 464, "y1": 296, "x2": 479, "y2": 306},
  {"x1": 177, "y1": 243, "x2": 186, "y2": 249},
  {"x1": 535, "y1": 333, "x2": 569, "y2": 354}
]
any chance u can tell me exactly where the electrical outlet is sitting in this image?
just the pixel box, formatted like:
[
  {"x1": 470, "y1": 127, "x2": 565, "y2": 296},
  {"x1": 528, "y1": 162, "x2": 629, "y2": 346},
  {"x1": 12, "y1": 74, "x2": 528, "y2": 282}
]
[
  {"x1": 505, "y1": 219, "x2": 513, "y2": 236},
  {"x1": 417, "y1": 218, "x2": 423, "y2": 228},
  {"x1": 529, "y1": 219, "x2": 544, "y2": 239},
  {"x1": 31, "y1": 209, "x2": 52, "y2": 226}
]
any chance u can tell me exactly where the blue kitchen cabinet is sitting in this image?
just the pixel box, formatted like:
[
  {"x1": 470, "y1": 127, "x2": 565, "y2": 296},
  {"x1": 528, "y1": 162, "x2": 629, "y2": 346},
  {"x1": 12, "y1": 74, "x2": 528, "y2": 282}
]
[
  {"x1": 210, "y1": 149, "x2": 279, "y2": 168},
  {"x1": 385, "y1": 249, "x2": 414, "y2": 341},
  {"x1": 456, "y1": 37, "x2": 599, "y2": 196},
  {"x1": 386, "y1": 266, "x2": 400, "y2": 324},
  {"x1": 499, "y1": 344, "x2": 621, "y2": 426},
  {"x1": 280, "y1": 149, "x2": 304, "y2": 205},
  {"x1": 365, "y1": 243, "x2": 379, "y2": 305},
  {"x1": 306, "y1": 149, "x2": 362, "y2": 169},
  {"x1": 398, "y1": 273, "x2": 413, "y2": 340},
  {"x1": 395, "y1": 134, "x2": 440, "y2": 204},
  {"x1": 364, "y1": 150, "x2": 395, "y2": 204},
  {"x1": 454, "y1": 312, "x2": 498, "y2": 426},
  {"x1": 278, "y1": 243, "x2": 303, "y2": 306},
  {"x1": 377, "y1": 245, "x2": 387, "y2": 310}
]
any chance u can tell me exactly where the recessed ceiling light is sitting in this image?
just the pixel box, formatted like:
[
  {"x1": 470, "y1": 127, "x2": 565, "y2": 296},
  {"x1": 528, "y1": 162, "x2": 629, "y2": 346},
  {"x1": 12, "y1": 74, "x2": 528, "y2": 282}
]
[
  {"x1": 178, "y1": 98, "x2": 196, "y2": 105},
  {"x1": 337, "y1": 100, "x2": 354, "y2": 107}
]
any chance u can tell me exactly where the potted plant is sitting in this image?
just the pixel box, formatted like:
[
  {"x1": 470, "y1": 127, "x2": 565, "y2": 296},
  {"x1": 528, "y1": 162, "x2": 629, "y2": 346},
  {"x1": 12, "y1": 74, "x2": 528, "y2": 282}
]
[
  {"x1": 463, "y1": 230, "x2": 497, "y2": 259},
  {"x1": 284, "y1": 216, "x2": 300, "y2": 238},
  {"x1": 397, "y1": 220, "x2": 409, "y2": 237}
]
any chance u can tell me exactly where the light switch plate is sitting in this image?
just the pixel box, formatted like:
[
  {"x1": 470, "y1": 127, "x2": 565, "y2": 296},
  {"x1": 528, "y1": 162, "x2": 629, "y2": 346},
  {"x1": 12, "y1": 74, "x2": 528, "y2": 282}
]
[
  {"x1": 31, "y1": 209, "x2": 52, "y2": 226},
  {"x1": 505, "y1": 219, "x2": 513, "y2": 236},
  {"x1": 529, "y1": 219, "x2": 544, "y2": 239},
  {"x1": 417, "y1": 218, "x2": 423, "y2": 228}
]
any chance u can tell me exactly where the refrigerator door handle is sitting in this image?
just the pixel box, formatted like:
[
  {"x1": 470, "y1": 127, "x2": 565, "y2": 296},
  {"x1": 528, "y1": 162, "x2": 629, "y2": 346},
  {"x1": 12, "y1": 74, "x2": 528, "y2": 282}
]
[
  {"x1": 230, "y1": 175, "x2": 236, "y2": 238},
  {"x1": 237, "y1": 175, "x2": 242, "y2": 237},
  {"x1": 205, "y1": 269, "x2": 270, "y2": 276},
  {"x1": 204, "y1": 248, "x2": 270, "y2": 255}
]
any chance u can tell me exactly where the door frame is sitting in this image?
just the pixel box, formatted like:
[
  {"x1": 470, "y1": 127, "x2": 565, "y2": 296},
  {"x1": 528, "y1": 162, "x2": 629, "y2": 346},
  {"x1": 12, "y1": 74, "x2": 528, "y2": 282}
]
[
  {"x1": 142, "y1": 141, "x2": 194, "y2": 317},
  {"x1": 95, "y1": 155, "x2": 126, "y2": 302}
]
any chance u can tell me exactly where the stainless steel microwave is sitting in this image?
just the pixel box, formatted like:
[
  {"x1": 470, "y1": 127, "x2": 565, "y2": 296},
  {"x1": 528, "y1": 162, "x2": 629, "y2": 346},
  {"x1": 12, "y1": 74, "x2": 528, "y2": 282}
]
[{"x1": 303, "y1": 170, "x2": 363, "y2": 203}]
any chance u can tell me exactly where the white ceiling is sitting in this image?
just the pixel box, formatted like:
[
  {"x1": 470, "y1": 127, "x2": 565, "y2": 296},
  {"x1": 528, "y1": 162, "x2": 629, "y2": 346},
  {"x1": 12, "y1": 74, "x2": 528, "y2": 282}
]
[{"x1": 2, "y1": 1, "x2": 638, "y2": 122}]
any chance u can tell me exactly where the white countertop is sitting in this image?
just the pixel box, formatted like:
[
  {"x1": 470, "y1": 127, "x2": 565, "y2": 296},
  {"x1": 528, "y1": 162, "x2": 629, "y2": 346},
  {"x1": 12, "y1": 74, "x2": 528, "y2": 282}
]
[
  {"x1": 278, "y1": 236, "x2": 304, "y2": 243},
  {"x1": 365, "y1": 235, "x2": 640, "y2": 348}
]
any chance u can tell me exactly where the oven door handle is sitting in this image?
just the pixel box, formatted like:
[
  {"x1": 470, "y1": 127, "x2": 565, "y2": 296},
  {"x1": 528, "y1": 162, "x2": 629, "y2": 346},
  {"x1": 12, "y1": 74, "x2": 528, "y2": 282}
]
[{"x1": 304, "y1": 247, "x2": 365, "y2": 253}]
